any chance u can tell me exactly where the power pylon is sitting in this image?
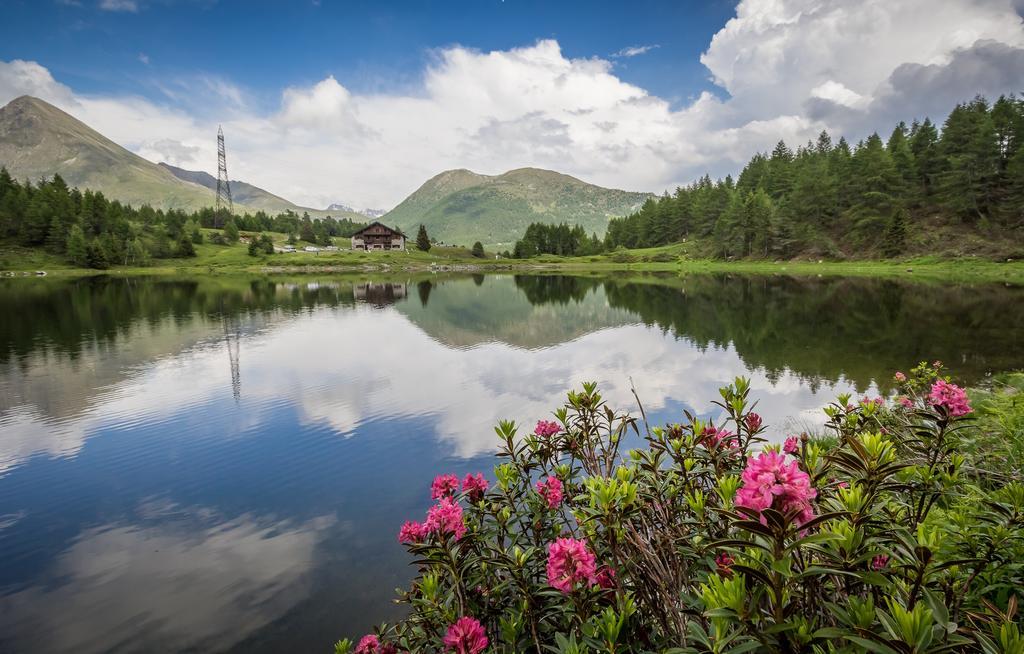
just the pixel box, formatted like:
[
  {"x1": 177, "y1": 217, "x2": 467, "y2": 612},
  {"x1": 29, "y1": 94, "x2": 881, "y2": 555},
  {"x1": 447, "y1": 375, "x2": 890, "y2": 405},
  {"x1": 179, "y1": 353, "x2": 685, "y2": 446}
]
[{"x1": 216, "y1": 125, "x2": 233, "y2": 225}]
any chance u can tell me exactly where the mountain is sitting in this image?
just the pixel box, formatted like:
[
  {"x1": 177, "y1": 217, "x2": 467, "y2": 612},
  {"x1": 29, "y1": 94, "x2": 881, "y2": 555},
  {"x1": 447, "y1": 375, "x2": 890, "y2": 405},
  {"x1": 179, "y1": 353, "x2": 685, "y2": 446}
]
[
  {"x1": 326, "y1": 202, "x2": 388, "y2": 220},
  {"x1": 158, "y1": 162, "x2": 366, "y2": 221},
  {"x1": 383, "y1": 167, "x2": 652, "y2": 246},
  {"x1": 0, "y1": 95, "x2": 216, "y2": 211},
  {"x1": 0, "y1": 95, "x2": 366, "y2": 221}
]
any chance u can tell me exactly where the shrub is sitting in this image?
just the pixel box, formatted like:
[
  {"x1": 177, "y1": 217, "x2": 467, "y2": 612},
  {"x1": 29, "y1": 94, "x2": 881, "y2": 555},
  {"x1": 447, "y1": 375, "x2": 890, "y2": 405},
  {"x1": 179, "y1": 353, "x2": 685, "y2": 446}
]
[{"x1": 337, "y1": 363, "x2": 1024, "y2": 653}]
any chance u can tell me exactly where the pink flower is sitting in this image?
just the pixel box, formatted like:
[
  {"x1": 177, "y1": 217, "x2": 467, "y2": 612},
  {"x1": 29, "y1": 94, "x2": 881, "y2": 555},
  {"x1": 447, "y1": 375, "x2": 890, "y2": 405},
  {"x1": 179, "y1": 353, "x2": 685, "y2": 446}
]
[
  {"x1": 898, "y1": 396, "x2": 914, "y2": 409},
  {"x1": 443, "y1": 616, "x2": 488, "y2": 654},
  {"x1": 596, "y1": 566, "x2": 616, "y2": 589},
  {"x1": 461, "y1": 473, "x2": 488, "y2": 502},
  {"x1": 546, "y1": 537, "x2": 598, "y2": 592},
  {"x1": 716, "y1": 552, "x2": 735, "y2": 577},
  {"x1": 534, "y1": 420, "x2": 560, "y2": 437},
  {"x1": 425, "y1": 497, "x2": 467, "y2": 540},
  {"x1": 894, "y1": 371, "x2": 907, "y2": 382},
  {"x1": 860, "y1": 396, "x2": 884, "y2": 408},
  {"x1": 355, "y1": 634, "x2": 380, "y2": 654},
  {"x1": 783, "y1": 437, "x2": 799, "y2": 455},
  {"x1": 735, "y1": 451, "x2": 817, "y2": 526},
  {"x1": 398, "y1": 520, "x2": 427, "y2": 544},
  {"x1": 431, "y1": 474, "x2": 460, "y2": 500},
  {"x1": 536, "y1": 476, "x2": 563, "y2": 509},
  {"x1": 745, "y1": 413, "x2": 762, "y2": 433},
  {"x1": 701, "y1": 425, "x2": 736, "y2": 449},
  {"x1": 871, "y1": 554, "x2": 889, "y2": 571},
  {"x1": 927, "y1": 380, "x2": 971, "y2": 417}
]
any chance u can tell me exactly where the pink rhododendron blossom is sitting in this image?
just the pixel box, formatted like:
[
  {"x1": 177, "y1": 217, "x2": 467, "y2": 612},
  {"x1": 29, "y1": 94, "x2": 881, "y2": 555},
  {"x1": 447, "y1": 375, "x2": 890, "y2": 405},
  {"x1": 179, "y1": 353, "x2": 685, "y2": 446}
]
[
  {"x1": 398, "y1": 520, "x2": 427, "y2": 544},
  {"x1": 461, "y1": 473, "x2": 488, "y2": 502},
  {"x1": 871, "y1": 554, "x2": 889, "y2": 570},
  {"x1": 355, "y1": 634, "x2": 380, "y2": 654},
  {"x1": 927, "y1": 380, "x2": 972, "y2": 417},
  {"x1": 898, "y1": 396, "x2": 914, "y2": 409},
  {"x1": 425, "y1": 497, "x2": 467, "y2": 540},
  {"x1": 860, "y1": 396, "x2": 884, "y2": 408},
  {"x1": 736, "y1": 451, "x2": 817, "y2": 526},
  {"x1": 745, "y1": 413, "x2": 762, "y2": 433},
  {"x1": 443, "y1": 616, "x2": 488, "y2": 654},
  {"x1": 431, "y1": 474, "x2": 459, "y2": 500},
  {"x1": 534, "y1": 420, "x2": 560, "y2": 437},
  {"x1": 596, "y1": 566, "x2": 616, "y2": 589},
  {"x1": 701, "y1": 425, "x2": 737, "y2": 449},
  {"x1": 546, "y1": 537, "x2": 598, "y2": 592},
  {"x1": 536, "y1": 476, "x2": 563, "y2": 509},
  {"x1": 716, "y1": 552, "x2": 735, "y2": 577},
  {"x1": 895, "y1": 371, "x2": 907, "y2": 382},
  {"x1": 783, "y1": 437, "x2": 799, "y2": 455}
]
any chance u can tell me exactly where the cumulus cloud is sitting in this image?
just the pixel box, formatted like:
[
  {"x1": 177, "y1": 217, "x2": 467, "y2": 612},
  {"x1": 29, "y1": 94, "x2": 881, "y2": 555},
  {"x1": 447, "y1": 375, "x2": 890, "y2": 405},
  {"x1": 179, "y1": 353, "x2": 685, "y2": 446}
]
[{"x1": 1, "y1": 0, "x2": 1023, "y2": 209}]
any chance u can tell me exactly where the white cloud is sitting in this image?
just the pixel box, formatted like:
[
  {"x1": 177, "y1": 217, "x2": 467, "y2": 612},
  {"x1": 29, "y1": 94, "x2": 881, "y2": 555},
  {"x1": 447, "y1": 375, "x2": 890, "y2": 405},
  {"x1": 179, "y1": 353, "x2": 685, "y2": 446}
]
[
  {"x1": 1, "y1": 0, "x2": 1023, "y2": 209},
  {"x1": 613, "y1": 44, "x2": 660, "y2": 58},
  {"x1": 137, "y1": 52, "x2": 149, "y2": 65},
  {"x1": 99, "y1": 0, "x2": 138, "y2": 11}
]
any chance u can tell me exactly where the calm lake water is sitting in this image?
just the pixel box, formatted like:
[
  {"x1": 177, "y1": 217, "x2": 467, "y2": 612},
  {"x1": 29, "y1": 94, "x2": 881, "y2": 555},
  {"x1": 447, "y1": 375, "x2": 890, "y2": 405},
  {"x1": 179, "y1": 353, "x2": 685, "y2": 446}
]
[{"x1": 1, "y1": 272, "x2": 1022, "y2": 653}]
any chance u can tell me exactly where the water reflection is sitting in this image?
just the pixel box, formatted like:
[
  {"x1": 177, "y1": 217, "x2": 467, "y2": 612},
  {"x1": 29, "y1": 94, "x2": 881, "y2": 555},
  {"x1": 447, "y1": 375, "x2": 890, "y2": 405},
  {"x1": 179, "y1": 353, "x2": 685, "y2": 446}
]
[{"x1": 0, "y1": 273, "x2": 1021, "y2": 653}]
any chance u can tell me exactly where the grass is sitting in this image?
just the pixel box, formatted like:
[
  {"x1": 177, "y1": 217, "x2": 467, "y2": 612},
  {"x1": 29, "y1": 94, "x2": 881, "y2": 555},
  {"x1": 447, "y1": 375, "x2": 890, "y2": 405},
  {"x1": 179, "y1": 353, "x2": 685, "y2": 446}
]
[{"x1": 3, "y1": 235, "x2": 1024, "y2": 284}]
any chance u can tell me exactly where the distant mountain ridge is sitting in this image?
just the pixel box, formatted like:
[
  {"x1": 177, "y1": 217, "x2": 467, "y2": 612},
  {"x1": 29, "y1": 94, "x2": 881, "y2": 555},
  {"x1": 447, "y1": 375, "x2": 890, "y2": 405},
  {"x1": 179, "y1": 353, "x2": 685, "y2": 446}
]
[
  {"x1": 383, "y1": 167, "x2": 652, "y2": 246},
  {"x1": 326, "y1": 202, "x2": 387, "y2": 219}
]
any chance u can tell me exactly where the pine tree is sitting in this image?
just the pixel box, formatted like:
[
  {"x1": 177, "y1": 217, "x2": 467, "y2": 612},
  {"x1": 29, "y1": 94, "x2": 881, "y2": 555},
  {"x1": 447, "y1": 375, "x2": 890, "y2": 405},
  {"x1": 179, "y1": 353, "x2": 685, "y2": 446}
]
[
  {"x1": 471, "y1": 241, "x2": 485, "y2": 258},
  {"x1": 416, "y1": 224, "x2": 431, "y2": 251},
  {"x1": 178, "y1": 234, "x2": 196, "y2": 257},
  {"x1": 248, "y1": 237, "x2": 261, "y2": 256},
  {"x1": 224, "y1": 219, "x2": 240, "y2": 243},
  {"x1": 882, "y1": 207, "x2": 908, "y2": 257},
  {"x1": 85, "y1": 240, "x2": 109, "y2": 269},
  {"x1": 66, "y1": 225, "x2": 88, "y2": 266}
]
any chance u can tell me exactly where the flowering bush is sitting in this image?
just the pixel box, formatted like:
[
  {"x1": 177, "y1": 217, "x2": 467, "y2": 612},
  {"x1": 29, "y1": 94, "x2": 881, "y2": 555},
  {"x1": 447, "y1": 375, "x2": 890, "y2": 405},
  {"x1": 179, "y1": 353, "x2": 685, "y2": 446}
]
[{"x1": 336, "y1": 363, "x2": 1024, "y2": 653}]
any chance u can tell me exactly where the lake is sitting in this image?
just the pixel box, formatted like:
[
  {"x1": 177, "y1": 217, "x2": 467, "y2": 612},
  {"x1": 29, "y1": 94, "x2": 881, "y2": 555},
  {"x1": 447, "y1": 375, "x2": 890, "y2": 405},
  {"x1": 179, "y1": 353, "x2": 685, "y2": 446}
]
[{"x1": 0, "y1": 272, "x2": 1022, "y2": 653}]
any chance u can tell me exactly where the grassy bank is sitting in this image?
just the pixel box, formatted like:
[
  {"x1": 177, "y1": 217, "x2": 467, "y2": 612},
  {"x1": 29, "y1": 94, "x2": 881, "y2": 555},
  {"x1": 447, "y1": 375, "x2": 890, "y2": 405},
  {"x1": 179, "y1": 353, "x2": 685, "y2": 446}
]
[{"x1": 2, "y1": 238, "x2": 1023, "y2": 283}]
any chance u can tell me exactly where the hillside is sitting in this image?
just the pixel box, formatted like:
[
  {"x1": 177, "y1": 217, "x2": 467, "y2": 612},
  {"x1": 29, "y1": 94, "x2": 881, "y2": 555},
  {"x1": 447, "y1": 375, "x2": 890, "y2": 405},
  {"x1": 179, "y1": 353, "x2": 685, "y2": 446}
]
[
  {"x1": 0, "y1": 96, "x2": 218, "y2": 211},
  {"x1": 384, "y1": 167, "x2": 651, "y2": 246},
  {"x1": 0, "y1": 95, "x2": 365, "y2": 221},
  {"x1": 159, "y1": 162, "x2": 367, "y2": 222}
]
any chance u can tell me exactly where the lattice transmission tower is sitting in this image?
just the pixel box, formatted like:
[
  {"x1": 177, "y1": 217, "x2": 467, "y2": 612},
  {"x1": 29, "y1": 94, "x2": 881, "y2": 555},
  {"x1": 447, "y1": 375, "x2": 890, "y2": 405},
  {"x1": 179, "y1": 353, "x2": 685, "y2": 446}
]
[{"x1": 216, "y1": 125, "x2": 233, "y2": 225}]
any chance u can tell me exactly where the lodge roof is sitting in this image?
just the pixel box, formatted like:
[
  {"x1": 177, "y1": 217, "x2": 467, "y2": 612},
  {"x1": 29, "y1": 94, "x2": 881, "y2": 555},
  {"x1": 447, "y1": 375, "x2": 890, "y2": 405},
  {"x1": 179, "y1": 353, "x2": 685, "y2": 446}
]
[{"x1": 352, "y1": 221, "x2": 406, "y2": 238}]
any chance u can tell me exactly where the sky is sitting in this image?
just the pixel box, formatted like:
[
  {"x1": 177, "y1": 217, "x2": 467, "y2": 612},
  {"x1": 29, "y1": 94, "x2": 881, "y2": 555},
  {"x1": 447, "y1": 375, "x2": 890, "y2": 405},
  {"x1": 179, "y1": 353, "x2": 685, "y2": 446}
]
[{"x1": 1, "y1": 0, "x2": 1024, "y2": 211}]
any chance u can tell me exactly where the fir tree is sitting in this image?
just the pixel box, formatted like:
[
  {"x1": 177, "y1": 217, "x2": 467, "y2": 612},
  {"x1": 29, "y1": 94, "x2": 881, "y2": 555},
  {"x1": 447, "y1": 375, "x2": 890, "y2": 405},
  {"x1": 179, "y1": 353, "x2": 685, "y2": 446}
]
[{"x1": 416, "y1": 224, "x2": 431, "y2": 252}]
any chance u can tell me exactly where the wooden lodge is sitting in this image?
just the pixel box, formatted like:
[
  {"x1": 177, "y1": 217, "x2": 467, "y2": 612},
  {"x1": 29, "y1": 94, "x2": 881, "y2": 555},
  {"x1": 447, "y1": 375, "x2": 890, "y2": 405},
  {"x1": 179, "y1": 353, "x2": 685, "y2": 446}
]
[{"x1": 351, "y1": 221, "x2": 406, "y2": 251}]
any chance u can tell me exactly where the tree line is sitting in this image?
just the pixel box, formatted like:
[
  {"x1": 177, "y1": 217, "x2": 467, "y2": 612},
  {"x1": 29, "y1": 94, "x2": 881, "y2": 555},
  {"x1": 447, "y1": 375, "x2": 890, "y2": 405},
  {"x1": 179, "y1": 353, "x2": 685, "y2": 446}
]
[
  {"x1": 597, "y1": 94, "x2": 1023, "y2": 258},
  {"x1": 0, "y1": 169, "x2": 367, "y2": 268},
  {"x1": 511, "y1": 222, "x2": 604, "y2": 258}
]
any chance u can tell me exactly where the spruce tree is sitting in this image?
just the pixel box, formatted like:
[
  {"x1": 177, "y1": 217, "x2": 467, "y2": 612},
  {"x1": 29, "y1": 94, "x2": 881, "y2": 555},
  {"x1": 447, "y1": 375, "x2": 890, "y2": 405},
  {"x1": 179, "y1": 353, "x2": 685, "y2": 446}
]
[
  {"x1": 416, "y1": 224, "x2": 431, "y2": 251},
  {"x1": 66, "y1": 225, "x2": 88, "y2": 266},
  {"x1": 471, "y1": 241, "x2": 485, "y2": 258},
  {"x1": 883, "y1": 207, "x2": 908, "y2": 257}
]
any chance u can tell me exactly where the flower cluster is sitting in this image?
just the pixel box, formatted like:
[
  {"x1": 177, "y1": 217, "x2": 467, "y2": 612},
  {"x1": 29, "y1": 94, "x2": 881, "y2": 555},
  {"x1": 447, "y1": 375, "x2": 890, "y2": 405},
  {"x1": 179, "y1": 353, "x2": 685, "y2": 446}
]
[
  {"x1": 431, "y1": 474, "x2": 460, "y2": 500},
  {"x1": 536, "y1": 476, "x2": 563, "y2": 509},
  {"x1": 783, "y1": 436, "x2": 799, "y2": 455},
  {"x1": 927, "y1": 379, "x2": 972, "y2": 417},
  {"x1": 425, "y1": 497, "x2": 467, "y2": 540},
  {"x1": 534, "y1": 420, "x2": 560, "y2": 437},
  {"x1": 744, "y1": 412, "x2": 762, "y2": 433},
  {"x1": 461, "y1": 473, "x2": 488, "y2": 503},
  {"x1": 735, "y1": 451, "x2": 817, "y2": 525},
  {"x1": 443, "y1": 616, "x2": 488, "y2": 654},
  {"x1": 701, "y1": 425, "x2": 738, "y2": 450},
  {"x1": 546, "y1": 537, "x2": 597, "y2": 592},
  {"x1": 398, "y1": 520, "x2": 427, "y2": 544}
]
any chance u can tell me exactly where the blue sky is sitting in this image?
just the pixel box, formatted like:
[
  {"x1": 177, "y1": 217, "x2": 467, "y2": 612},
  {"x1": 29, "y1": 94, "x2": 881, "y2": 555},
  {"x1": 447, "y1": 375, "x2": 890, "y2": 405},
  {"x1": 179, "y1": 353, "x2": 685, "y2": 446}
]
[
  {"x1": 6, "y1": 0, "x2": 734, "y2": 111},
  {"x1": 1, "y1": 1, "x2": 1023, "y2": 210}
]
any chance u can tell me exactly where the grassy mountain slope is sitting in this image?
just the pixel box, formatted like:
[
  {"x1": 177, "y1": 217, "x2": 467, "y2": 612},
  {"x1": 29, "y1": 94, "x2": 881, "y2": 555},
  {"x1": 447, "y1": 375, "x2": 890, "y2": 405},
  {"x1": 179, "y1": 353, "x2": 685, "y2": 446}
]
[
  {"x1": 384, "y1": 167, "x2": 651, "y2": 246},
  {"x1": 0, "y1": 95, "x2": 217, "y2": 211},
  {"x1": 0, "y1": 95, "x2": 365, "y2": 221}
]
